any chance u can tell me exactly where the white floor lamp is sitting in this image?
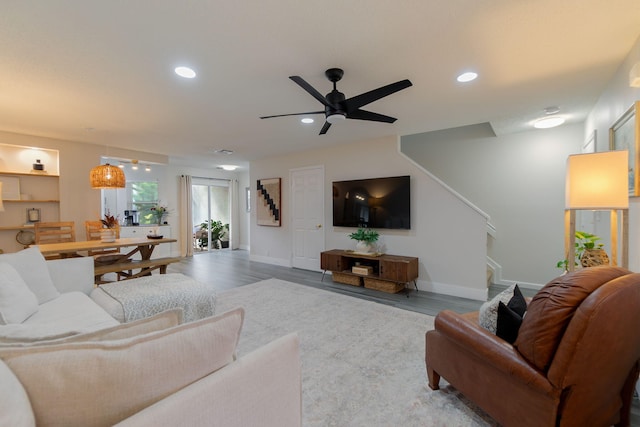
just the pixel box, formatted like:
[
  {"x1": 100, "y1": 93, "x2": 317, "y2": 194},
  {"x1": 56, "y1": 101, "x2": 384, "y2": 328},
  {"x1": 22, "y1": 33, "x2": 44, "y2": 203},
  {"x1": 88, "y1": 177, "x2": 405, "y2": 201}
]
[{"x1": 565, "y1": 151, "x2": 629, "y2": 272}]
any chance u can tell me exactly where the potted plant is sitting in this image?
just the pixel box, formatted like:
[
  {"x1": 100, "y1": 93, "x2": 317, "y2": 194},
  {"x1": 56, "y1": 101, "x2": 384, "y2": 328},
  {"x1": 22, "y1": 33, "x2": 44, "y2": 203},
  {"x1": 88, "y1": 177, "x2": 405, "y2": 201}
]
[
  {"x1": 348, "y1": 228, "x2": 379, "y2": 254},
  {"x1": 100, "y1": 212, "x2": 118, "y2": 242},
  {"x1": 556, "y1": 230, "x2": 609, "y2": 271},
  {"x1": 198, "y1": 220, "x2": 229, "y2": 249}
]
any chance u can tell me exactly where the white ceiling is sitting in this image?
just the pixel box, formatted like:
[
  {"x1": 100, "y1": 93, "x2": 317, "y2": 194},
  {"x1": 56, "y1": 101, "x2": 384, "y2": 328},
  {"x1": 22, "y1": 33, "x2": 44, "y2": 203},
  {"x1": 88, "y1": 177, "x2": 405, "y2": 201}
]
[{"x1": 1, "y1": 1, "x2": 639, "y2": 170}]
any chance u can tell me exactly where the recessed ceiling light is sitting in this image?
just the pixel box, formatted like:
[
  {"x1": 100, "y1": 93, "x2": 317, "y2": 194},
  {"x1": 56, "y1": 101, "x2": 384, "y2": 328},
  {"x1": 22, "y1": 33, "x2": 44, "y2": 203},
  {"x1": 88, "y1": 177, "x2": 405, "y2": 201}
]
[
  {"x1": 175, "y1": 66, "x2": 196, "y2": 78},
  {"x1": 533, "y1": 116, "x2": 566, "y2": 129},
  {"x1": 213, "y1": 149, "x2": 234, "y2": 155},
  {"x1": 457, "y1": 72, "x2": 478, "y2": 83},
  {"x1": 301, "y1": 118, "x2": 314, "y2": 124},
  {"x1": 220, "y1": 165, "x2": 238, "y2": 171}
]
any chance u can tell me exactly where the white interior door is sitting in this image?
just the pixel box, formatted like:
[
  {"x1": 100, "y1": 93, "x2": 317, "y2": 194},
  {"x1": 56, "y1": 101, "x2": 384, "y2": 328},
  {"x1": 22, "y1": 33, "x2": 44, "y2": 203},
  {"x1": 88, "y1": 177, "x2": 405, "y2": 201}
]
[{"x1": 291, "y1": 166, "x2": 324, "y2": 271}]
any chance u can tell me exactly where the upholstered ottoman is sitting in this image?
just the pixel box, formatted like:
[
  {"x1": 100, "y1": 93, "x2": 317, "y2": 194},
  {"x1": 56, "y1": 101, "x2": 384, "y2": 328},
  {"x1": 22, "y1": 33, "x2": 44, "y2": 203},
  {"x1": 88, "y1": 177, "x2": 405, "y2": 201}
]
[{"x1": 90, "y1": 273, "x2": 216, "y2": 323}]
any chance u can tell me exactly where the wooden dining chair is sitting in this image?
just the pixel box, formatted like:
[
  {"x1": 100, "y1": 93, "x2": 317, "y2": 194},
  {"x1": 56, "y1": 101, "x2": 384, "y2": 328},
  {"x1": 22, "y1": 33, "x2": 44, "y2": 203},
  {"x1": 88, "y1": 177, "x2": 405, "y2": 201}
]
[
  {"x1": 85, "y1": 221, "x2": 121, "y2": 257},
  {"x1": 34, "y1": 221, "x2": 78, "y2": 259}
]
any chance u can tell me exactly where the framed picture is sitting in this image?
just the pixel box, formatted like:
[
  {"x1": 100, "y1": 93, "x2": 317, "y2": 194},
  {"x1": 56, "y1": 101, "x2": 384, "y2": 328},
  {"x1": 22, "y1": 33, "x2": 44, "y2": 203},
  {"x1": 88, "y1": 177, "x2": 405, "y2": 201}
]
[
  {"x1": 610, "y1": 101, "x2": 640, "y2": 196},
  {"x1": 26, "y1": 208, "x2": 40, "y2": 223},
  {"x1": 256, "y1": 178, "x2": 281, "y2": 226}
]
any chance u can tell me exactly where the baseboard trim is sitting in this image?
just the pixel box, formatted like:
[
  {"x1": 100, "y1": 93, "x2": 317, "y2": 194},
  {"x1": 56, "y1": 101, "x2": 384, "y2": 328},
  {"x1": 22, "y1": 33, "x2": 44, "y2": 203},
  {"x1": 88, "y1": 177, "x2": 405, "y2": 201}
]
[
  {"x1": 249, "y1": 254, "x2": 291, "y2": 267},
  {"x1": 417, "y1": 279, "x2": 488, "y2": 302},
  {"x1": 498, "y1": 279, "x2": 544, "y2": 291}
]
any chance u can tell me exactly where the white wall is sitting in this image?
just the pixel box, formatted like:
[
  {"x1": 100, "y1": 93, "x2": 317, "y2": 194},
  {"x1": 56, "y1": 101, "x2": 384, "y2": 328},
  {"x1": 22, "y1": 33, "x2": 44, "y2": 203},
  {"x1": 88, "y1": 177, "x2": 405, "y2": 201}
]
[
  {"x1": 250, "y1": 136, "x2": 490, "y2": 300},
  {"x1": 585, "y1": 34, "x2": 640, "y2": 271},
  {"x1": 401, "y1": 123, "x2": 583, "y2": 286}
]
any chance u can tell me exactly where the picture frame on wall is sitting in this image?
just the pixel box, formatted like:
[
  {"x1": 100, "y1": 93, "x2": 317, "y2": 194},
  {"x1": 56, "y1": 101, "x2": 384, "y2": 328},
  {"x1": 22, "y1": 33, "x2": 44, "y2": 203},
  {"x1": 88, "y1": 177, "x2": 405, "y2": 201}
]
[
  {"x1": 610, "y1": 101, "x2": 640, "y2": 196},
  {"x1": 256, "y1": 178, "x2": 281, "y2": 226}
]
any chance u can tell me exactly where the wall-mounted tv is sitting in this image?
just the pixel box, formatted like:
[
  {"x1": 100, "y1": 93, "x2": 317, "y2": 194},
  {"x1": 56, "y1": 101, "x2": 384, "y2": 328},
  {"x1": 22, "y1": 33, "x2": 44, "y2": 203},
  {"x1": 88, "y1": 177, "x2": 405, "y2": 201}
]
[{"x1": 332, "y1": 175, "x2": 410, "y2": 229}]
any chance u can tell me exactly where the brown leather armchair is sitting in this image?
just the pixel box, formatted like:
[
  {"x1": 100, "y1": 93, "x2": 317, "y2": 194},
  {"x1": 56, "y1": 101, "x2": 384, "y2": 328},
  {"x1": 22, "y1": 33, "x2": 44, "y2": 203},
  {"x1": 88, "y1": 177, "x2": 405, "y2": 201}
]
[{"x1": 426, "y1": 266, "x2": 640, "y2": 427}]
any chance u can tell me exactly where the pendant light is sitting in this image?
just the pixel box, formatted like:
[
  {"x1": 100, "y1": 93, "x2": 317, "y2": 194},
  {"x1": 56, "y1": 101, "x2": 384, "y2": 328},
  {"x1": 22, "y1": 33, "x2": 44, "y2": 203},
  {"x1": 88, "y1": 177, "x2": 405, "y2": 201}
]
[{"x1": 89, "y1": 163, "x2": 126, "y2": 189}]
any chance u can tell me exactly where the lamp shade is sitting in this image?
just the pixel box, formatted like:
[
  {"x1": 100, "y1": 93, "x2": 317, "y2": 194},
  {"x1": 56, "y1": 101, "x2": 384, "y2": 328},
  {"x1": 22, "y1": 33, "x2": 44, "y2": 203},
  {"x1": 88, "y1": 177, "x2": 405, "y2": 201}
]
[
  {"x1": 565, "y1": 151, "x2": 629, "y2": 209},
  {"x1": 89, "y1": 163, "x2": 126, "y2": 189},
  {"x1": 0, "y1": 181, "x2": 4, "y2": 211}
]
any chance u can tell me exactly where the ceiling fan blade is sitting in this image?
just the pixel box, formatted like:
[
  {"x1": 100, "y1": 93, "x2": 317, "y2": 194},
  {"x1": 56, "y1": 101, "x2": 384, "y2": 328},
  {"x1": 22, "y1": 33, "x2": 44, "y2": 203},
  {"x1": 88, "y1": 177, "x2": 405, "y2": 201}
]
[
  {"x1": 289, "y1": 76, "x2": 335, "y2": 108},
  {"x1": 343, "y1": 79, "x2": 412, "y2": 112},
  {"x1": 347, "y1": 109, "x2": 397, "y2": 123},
  {"x1": 260, "y1": 111, "x2": 325, "y2": 119},
  {"x1": 319, "y1": 121, "x2": 332, "y2": 135}
]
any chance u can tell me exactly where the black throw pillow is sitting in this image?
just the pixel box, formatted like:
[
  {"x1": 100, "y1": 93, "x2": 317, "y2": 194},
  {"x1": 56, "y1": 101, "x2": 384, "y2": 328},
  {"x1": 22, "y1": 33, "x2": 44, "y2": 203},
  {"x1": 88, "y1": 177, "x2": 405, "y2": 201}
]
[
  {"x1": 507, "y1": 284, "x2": 527, "y2": 317},
  {"x1": 496, "y1": 285, "x2": 527, "y2": 343},
  {"x1": 496, "y1": 301, "x2": 523, "y2": 343}
]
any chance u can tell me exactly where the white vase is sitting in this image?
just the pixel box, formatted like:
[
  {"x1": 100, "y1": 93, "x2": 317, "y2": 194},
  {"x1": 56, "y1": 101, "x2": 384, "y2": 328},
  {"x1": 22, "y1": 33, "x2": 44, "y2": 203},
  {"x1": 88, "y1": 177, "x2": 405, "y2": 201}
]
[
  {"x1": 101, "y1": 229, "x2": 116, "y2": 243},
  {"x1": 355, "y1": 241, "x2": 374, "y2": 254}
]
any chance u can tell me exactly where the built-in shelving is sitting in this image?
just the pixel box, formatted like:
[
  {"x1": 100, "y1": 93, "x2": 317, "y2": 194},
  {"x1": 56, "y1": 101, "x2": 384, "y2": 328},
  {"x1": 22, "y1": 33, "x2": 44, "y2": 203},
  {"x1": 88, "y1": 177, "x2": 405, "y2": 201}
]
[{"x1": 0, "y1": 144, "x2": 61, "y2": 252}]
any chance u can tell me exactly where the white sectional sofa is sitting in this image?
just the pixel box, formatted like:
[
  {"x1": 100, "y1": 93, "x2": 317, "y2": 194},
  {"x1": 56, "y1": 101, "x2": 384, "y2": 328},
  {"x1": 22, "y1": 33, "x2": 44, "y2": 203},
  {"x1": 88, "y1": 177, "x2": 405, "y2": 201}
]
[{"x1": 0, "y1": 248, "x2": 302, "y2": 427}]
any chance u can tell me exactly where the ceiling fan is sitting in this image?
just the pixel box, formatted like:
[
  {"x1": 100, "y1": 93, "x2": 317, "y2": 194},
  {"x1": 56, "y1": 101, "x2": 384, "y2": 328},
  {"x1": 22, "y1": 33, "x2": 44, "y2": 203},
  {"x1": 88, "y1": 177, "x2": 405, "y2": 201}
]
[{"x1": 260, "y1": 68, "x2": 412, "y2": 135}]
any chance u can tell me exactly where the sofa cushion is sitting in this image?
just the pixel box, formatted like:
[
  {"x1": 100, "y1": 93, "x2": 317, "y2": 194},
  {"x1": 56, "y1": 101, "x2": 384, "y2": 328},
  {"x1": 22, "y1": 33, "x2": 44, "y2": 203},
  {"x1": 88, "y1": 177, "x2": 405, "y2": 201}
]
[
  {"x1": 479, "y1": 284, "x2": 515, "y2": 334},
  {"x1": 0, "y1": 308, "x2": 183, "y2": 347},
  {"x1": 0, "y1": 359, "x2": 35, "y2": 427},
  {"x1": 0, "y1": 292, "x2": 119, "y2": 342},
  {"x1": 0, "y1": 263, "x2": 39, "y2": 324},
  {"x1": 0, "y1": 248, "x2": 60, "y2": 304},
  {"x1": 515, "y1": 266, "x2": 630, "y2": 371},
  {"x1": 0, "y1": 307, "x2": 244, "y2": 427}
]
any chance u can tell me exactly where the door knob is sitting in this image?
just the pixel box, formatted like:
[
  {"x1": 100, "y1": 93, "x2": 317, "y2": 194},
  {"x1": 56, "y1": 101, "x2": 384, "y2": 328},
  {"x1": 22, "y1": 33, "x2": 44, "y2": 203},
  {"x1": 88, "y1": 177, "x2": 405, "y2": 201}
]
[{"x1": 317, "y1": 224, "x2": 322, "y2": 229}]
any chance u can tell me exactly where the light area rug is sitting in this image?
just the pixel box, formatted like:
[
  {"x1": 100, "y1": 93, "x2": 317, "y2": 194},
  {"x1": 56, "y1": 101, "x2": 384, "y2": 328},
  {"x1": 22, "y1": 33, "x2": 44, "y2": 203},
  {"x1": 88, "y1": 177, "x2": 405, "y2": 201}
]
[{"x1": 216, "y1": 279, "x2": 498, "y2": 426}]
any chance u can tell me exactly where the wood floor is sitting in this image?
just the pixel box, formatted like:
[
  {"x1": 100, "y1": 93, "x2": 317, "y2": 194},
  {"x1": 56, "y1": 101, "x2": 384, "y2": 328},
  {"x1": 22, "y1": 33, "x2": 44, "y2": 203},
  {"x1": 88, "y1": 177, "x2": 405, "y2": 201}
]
[
  {"x1": 168, "y1": 249, "x2": 639, "y2": 425},
  {"x1": 168, "y1": 248, "x2": 491, "y2": 316}
]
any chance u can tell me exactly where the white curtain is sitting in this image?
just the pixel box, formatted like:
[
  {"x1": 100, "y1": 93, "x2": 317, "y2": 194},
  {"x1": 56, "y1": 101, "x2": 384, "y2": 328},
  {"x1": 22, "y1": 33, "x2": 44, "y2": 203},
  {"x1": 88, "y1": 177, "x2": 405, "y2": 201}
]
[
  {"x1": 230, "y1": 179, "x2": 240, "y2": 250},
  {"x1": 179, "y1": 175, "x2": 193, "y2": 257}
]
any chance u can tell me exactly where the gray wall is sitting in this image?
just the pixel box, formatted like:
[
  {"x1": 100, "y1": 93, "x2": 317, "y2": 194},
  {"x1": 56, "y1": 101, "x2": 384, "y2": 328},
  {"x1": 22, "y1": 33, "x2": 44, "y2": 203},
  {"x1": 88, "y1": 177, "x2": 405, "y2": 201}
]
[{"x1": 401, "y1": 123, "x2": 582, "y2": 286}]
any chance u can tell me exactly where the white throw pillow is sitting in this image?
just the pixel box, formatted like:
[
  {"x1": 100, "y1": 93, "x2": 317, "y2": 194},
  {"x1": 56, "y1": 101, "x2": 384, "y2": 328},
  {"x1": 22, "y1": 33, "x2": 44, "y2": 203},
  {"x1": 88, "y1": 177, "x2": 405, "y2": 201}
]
[
  {"x1": 478, "y1": 284, "x2": 515, "y2": 334},
  {"x1": 0, "y1": 248, "x2": 59, "y2": 304},
  {"x1": 0, "y1": 263, "x2": 39, "y2": 325},
  {"x1": 0, "y1": 307, "x2": 244, "y2": 427}
]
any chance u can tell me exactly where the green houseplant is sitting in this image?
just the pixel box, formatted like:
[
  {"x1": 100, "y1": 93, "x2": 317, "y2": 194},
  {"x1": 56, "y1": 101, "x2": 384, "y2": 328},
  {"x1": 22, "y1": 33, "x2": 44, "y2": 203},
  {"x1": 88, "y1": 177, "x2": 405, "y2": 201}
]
[
  {"x1": 198, "y1": 220, "x2": 229, "y2": 249},
  {"x1": 556, "y1": 230, "x2": 608, "y2": 271},
  {"x1": 348, "y1": 228, "x2": 379, "y2": 253}
]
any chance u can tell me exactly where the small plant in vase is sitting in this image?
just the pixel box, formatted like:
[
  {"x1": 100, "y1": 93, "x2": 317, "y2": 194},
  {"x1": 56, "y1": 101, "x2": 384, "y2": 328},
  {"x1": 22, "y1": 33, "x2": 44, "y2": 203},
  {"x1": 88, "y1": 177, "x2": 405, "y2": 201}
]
[
  {"x1": 150, "y1": 205, "x2": 168, "y2": 225},
  {"x1": 348, "y1": 228, "x2": 379, "y2": 254},
  {"x1": 100, "y1": 213, "x2": 118, "y2": 242}
]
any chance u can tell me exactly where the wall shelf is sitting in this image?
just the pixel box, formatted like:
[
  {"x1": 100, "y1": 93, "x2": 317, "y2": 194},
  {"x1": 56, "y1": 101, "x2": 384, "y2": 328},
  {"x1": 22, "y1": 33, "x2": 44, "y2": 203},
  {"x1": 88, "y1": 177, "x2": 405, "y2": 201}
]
[
  {"x1": 0, "y1": 225, "x2": 35, "y2": 231},
  {"x1": 0, "y1": 171, "x2": 59, "y2": 178}
]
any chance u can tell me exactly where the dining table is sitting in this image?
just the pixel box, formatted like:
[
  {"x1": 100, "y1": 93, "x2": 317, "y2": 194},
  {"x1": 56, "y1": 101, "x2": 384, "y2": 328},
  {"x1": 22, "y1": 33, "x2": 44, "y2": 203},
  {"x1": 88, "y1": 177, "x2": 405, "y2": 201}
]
[
  {"x1": 32, "y1": 236, "x2": 176, "y2": 259},
  {"x1": 32, "y1": 236, "x2": 179, "y2": 284}
]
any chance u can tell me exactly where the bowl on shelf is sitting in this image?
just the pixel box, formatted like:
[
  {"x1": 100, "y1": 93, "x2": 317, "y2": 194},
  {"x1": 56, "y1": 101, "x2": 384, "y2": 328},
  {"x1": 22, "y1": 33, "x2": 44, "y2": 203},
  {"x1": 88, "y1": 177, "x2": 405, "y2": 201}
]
[{"x1": 147, "y1": 235, "x2": 163, "y2": 239}]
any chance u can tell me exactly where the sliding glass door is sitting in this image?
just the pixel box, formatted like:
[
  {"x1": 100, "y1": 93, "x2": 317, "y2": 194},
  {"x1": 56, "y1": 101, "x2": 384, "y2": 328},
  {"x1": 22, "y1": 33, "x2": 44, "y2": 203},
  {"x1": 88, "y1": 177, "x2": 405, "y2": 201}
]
[{"x1": 192, "y1": 178, "x2": 230, "y2": 252}]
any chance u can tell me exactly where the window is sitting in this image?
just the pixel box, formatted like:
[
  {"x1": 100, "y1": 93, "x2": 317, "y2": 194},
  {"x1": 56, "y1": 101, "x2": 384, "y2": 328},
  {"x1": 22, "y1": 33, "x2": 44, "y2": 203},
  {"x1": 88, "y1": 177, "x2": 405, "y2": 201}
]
[{"x1": 128, "y1": 181, "x2": 159, "y2": 225}]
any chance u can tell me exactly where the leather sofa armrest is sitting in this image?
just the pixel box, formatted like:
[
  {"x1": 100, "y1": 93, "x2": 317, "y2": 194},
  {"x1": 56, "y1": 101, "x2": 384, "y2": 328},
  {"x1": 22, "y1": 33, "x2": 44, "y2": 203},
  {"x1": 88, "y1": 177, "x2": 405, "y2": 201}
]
[
  {"x1": 434, "y1": 310, "x2": 553, "y2": 393},
  {"x1": 114, "y1": 333, "x2": 302, "y2": 427}
]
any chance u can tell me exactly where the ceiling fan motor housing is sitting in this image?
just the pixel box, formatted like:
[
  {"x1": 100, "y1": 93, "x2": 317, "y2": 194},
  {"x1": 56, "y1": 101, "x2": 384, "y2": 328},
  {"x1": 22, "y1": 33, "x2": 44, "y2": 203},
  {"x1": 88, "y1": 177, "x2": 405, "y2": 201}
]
[{"x1": 325, "y1": 90, "x2": 346, "y2": 120}]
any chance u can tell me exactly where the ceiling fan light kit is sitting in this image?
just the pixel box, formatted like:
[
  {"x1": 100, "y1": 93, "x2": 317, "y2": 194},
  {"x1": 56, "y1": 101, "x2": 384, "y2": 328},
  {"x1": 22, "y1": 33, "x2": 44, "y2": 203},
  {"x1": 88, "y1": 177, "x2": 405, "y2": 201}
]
[{"x1": 260, "y1": 68, "x2": 412, "y2": 135}]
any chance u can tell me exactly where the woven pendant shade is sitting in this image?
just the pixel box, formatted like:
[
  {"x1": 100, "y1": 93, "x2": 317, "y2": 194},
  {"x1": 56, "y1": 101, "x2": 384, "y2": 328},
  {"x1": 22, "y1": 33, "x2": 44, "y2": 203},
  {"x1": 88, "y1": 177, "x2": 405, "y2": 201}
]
[{"x1": 89, "y1": 163, "x2": 126, "y2": 189}]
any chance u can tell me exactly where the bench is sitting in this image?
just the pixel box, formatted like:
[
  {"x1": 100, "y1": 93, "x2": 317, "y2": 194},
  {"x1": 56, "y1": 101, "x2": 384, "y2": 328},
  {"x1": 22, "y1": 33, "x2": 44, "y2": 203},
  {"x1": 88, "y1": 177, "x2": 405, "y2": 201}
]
[{"x1": 94, "y1": 257, "x2": 181, "y2": 285}]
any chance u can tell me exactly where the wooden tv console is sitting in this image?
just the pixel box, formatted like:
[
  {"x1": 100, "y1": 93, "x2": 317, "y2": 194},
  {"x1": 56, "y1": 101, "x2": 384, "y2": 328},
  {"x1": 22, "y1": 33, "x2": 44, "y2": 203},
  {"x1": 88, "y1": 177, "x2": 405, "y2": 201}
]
[{"x1": 320, "y1": 249, "x2": 418, "y2": 294}]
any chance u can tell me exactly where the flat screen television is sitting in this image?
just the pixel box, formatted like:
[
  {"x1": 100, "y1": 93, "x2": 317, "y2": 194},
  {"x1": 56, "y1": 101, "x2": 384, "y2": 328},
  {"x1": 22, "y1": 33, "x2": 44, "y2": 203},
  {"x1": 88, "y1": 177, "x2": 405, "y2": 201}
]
[{"x1": 332, "y1": 175, "x2": 410, "y2": 229}]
